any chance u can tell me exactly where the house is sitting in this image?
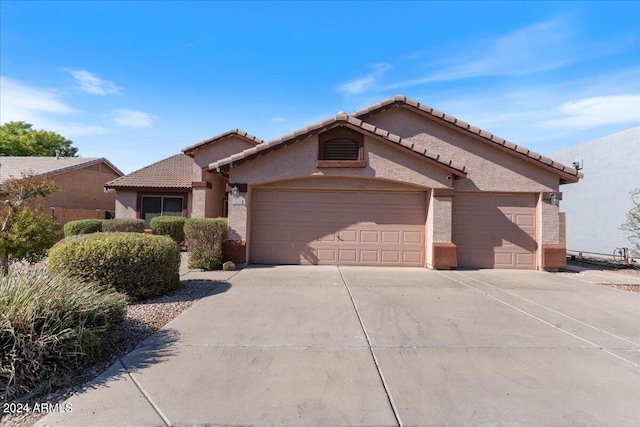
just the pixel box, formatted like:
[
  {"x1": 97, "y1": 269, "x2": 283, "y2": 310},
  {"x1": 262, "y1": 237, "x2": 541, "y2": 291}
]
[
  {"x1": 0, "y1": 156, "x2": 123, "y2": 224},
  {"x1": 106, "y1": 95, "x2": 582, "y2": 270},
  {"x1": 547, "y1": 126, "x2": 639, "y2": 258}
]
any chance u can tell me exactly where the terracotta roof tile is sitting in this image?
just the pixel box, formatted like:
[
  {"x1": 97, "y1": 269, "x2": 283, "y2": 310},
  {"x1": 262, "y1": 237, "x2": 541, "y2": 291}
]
[
  {"x1": 105, "y1": 154, "x2": 194, "y2": 189},
  {"x1": 182, "y1": 129, "x2": 263, "y2": 155},
  {"x1": 208, "y1": 113, "x2": 468, "y2": 176},
  {"x1": 352, "y1": 95, "x2": 583, "y2": 181},
  {"x1": 0, "y1": 156, "x2": 122, "y2": 184}
]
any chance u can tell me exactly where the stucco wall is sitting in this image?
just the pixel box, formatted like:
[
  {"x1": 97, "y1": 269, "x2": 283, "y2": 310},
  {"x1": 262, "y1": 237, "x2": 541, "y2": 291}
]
[
  {"x1": 226, "y1": 134, "x2": 453, "y2": 241},
  {"x1": 366, "y1": 108, "x2": 560, "y2": 192},
  {"x1": 547, "y1": 127, "x2": 640, "y2": 255},
  {"x1": 229, "y1": 134, "x2": 451, "y2": 188},
  {"x1": 192, "y1": 137, "x2": 258, "y2": 181},
  {"x1": 115, "y1": 191, "x2": 137, "y2": 219},
  {"x1": 42, "y1": 163, "x2": 120, "y2": 211}
]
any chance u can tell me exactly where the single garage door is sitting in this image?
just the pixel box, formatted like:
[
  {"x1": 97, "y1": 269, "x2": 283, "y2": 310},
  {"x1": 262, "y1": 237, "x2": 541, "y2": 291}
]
[
  {"x1": 453, "y1": 193, "x2": 537, "y2": 269},
  {"x1": 251, "y1": 189, "x2": 425, "y2": 266}
]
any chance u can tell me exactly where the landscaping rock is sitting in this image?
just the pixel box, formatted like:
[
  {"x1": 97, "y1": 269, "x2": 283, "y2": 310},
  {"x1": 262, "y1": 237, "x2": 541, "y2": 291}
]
[{"x1": 223, "y1": 261, "x2": 236, "y2": 271}]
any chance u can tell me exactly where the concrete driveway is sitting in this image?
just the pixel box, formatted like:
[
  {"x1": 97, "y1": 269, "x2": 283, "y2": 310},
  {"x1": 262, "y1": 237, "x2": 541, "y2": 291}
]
[{"x1": 37, "y1": 266, "x2": 640, "y2": 426}]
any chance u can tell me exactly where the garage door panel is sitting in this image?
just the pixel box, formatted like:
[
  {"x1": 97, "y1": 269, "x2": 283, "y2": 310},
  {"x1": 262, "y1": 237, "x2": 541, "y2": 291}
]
[
  {"x1": 453, "y1": 194, "x2": 537, "y2": 269},
  {"x1": 404, "y1": 231, "x2": 423, "y2": 244},
  {"x1": 252, "y1": 189, "x2": 425, "y2": 266}
]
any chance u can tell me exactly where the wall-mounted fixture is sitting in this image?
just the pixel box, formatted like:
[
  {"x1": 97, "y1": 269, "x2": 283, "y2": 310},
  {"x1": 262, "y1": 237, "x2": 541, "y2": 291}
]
[
  {"x1": 549, "y1": 192, "x2": 560, "y2": 206},
  {"x1": 231, "y1": 186, "x2": 240, "y2": 198},
  {"x1": 572, "y1": 160, "x2": 583, "y2": 171}
]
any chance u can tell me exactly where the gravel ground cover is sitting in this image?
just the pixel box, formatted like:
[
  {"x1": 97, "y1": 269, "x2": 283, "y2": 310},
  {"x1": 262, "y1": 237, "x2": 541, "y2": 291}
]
[
  {"x1": 557, "y1": 258, "x2": 640, "y2": 293},
  {"x1": 1, "y1": 255, "x2": 228, "y2": 427}
]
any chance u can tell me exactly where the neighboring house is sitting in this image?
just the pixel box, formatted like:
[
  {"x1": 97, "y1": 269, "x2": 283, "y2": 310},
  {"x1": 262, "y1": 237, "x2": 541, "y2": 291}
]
[
  {"x1": 0, "y1": 156, "x2": 123, "y2": 224},
  {"x1": 547, "y1": 127, "x2": 640, "y2": 257},
  {"x1": 106, "y1": 95, "x2": 583, "y2": 270}
]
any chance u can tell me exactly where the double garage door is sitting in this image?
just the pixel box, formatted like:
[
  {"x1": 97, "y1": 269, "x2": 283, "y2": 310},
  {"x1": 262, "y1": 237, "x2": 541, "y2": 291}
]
[
  {"x1": 251, "y1": 190, "x2": 538, "y2": 269},
  {"x1": 251, "y1": 189, "x2": 426, "y2": 266}
]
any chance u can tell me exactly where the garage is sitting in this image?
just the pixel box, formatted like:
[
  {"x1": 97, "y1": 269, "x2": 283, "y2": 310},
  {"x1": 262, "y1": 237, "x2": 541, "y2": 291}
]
[
  {"x1": 452, "y1": 193, "x2": 537, "y2": 269},
  {"x1": 251, "y1": 189, "x2": 426, "y2": 266}
]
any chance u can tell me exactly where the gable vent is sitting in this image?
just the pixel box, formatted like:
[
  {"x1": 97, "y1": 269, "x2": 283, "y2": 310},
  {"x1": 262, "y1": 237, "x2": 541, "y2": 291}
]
[{"x1": 323, "y1": 139, "x2": 360, "y2": 160}]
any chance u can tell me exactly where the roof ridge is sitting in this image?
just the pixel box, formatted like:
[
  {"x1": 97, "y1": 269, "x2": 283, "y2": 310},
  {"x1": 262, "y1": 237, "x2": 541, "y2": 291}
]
[
  {"x1": 182, "y1": 128, "x2": 264, "y2": 154},
  {"x1": 105, "y1": 153, "x2": 188, "y2": 185},
  {"x1": 208, "y1": 112, "x2": 467, "y2": 175},
  {"x1": 352, "y1": 95, "x2": 583, "y2": 180}
]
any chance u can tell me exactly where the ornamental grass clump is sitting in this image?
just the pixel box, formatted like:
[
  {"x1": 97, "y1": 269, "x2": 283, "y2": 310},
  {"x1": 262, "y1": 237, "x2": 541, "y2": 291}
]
[
  {"x1": 184, "y1": 218, "x2": 227, "y2": 270},
  {"x1": 150, "y1": 216, "x2": 186, "y2": 244},
  {"x1": 47, "y1": 232, "x2": 180, "y2": 299},
  {"x1": 0, "y1": 271, "x2": 127, "y2": 402}
]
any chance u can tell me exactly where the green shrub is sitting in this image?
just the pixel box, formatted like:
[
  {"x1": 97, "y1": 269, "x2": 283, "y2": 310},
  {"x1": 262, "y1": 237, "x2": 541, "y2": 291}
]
[
  {"x1": 47, "y1": 232, "x2": 180, "y2": 299},
  {"x1": 151, "y1": 216, "x2": 186, "y2": 243},
  {"x1": 0, "y1": 271, "x2": 127, "y2": 402},
  {"x1": 63, "y1": 219, "x2": 103, "y2": 237},
  {"x1": 184, "y1": 218, "x2": 227, "y2": 270},
  {"x1": 101, "y1": 219, "x2": 145, "y2": 233}
]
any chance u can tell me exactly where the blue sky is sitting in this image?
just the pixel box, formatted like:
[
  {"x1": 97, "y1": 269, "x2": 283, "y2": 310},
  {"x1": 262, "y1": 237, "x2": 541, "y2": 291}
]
[{"x1": 1, "y1": 1, "x2": 639, "y2": 174}]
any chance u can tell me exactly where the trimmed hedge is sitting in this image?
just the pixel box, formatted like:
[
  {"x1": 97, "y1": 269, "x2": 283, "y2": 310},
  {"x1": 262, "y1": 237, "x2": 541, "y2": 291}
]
[
  {"x1": 184, "y1": 218, "x2": 227, "y2": 270},
  {"x1": 102, "y1": 218, "x2": 145, "y2": 233},
  {"x1": 150, "y1": 216, "x2": 186, "y2": 244},
  {"x1": 47, "y1": 232, "x2": 180, "y2": 299},
  {"x1": 1, "y1": 271, "x2": 126, "y2": 402},
  {"x1": 63, "y1": 219, "x2": 103, "y2": 237}
]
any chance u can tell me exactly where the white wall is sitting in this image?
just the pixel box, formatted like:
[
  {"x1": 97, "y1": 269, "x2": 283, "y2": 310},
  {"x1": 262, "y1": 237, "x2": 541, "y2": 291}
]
[{"x1": 547, "y1": 127, "x2": 640, "y2": 256}]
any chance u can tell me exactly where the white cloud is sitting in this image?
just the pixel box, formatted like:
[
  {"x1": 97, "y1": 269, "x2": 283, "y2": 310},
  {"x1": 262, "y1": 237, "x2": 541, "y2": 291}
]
[
  {"x1": 339, "y1": 63, "x2": 391, "y2": 95},
  {"x1": 67, "y1": 69, "x2": 121, "y2": 95},
  {"x1": 381, "y1": 16, "x2": 630, "y2": 91},
  {"x1": 541, "y1": 94, "x2": 640, "y2": 129},
  {"x1": 0, "y1": 76, "x2": 108, "y2": 137},
  {"x1": 270, "y1": 117, "x2": 286, "y2": 123},
  {"x1": 1, "y1": 76, "x2": 76, "y2": 118},
  {"x1": 111, "y1": 109, "x2": 157, "y2": 128}
]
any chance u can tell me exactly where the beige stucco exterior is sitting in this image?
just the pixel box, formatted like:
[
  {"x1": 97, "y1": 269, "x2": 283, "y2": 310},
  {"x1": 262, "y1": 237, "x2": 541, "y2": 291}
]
[
  {"x1": 221, "y1": 107, "x2": 571, "y2": 269},
  {"x1": 110, "y1": 96, "x2": 579, "y2": 269}
]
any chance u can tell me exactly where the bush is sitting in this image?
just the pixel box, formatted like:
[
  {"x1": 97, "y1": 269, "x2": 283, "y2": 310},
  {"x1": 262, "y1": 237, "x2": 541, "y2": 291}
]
[
  {"x1": 0, "y1": 271, "x2": 127, "y2": 402},
  {"x1": 151, "y1": 216, "x2": 186, "y2": 244},
  {"x1": 63, "y1": 218, "x2": 103, "y2": 237},
  {"x1": 184, "y1": 218, "x2": 227, "y2": 270},
  {"x1": 101, "y1": 219, "x2": 145, "y2": 233},
  {"x1": 47, "y1": 232, "x2": 180, "y2": 299}
]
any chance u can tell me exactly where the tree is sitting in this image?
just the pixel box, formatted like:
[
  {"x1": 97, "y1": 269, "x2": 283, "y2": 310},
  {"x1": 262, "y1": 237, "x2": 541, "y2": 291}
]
[
  {"x1": 0, "y1": 121, "x2": 78, "y2": 157},
  {"x1": 621, "y1": 188, "x2": 640, "y2": 257},
  {"x1": 0, "y1": 173, "x2": 61, "y2": 275}
]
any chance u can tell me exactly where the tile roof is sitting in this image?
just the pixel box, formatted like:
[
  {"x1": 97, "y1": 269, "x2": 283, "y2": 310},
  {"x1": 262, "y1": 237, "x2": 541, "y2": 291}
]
[
  {"x1": 104, "y1": 154, "x2": 194, "y2": 189},
  {"x1": 0, "y1": 156, "x2": 123, "y2": 184},
  {"x1": 182, "y1": 129, "x2": 263, "y2": 155},
  {"x1": 353, "y1": 95, "x2": 583, "y2": 182},
  {"x1": 207, "y1": 113, "x2": 468, "y2": 176}
]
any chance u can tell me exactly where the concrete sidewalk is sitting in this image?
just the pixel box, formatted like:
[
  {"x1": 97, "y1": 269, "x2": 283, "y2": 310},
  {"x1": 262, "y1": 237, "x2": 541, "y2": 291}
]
[{"x1": 36, "y1": 266, "x2": 640, "y2": 426}]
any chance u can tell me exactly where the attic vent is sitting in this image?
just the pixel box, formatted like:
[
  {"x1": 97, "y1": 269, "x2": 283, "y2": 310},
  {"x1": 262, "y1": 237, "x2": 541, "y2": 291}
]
[{"x1": 323, "y1": 139, "x2": 360, "y2": 160}]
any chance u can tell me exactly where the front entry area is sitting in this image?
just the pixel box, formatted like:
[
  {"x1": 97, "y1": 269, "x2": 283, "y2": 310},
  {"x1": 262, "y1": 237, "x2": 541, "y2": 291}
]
[
  {"x1": 250, "y1": 189, "x2": 426, "y2": 266},
  {"x1": 452, "y1": 193, "x2": 537, "y2": 269}
]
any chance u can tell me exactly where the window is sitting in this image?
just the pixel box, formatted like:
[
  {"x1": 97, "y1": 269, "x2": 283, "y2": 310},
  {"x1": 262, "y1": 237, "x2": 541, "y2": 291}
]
[
  {"x1": 141, "y1": 195, "x2": 184, "y2": 228},
  {"x1": 317, "y1": 127, "x2": 365, "y2": 168}
]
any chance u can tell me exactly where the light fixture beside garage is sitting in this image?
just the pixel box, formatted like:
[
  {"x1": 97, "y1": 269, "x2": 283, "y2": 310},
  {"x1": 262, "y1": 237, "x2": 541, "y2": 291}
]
[{"x1": 549, "y1": 192, "x2": 560, "y2": 206}]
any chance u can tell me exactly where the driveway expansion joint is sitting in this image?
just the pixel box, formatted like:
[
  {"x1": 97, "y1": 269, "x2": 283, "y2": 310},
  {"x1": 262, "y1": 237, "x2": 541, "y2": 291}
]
[
  {"x1": 338, "y1": 266, "x2": 403, "y2": 427},
  {"x1": 453, "y1": 271, "x2": 640, "y2": 348},
  {"x1": 437, "y1": 271, "x2": 640, "y2": 369},
  {"x1": 119, "y1": 357, "x2": 172, "y2": 427}
]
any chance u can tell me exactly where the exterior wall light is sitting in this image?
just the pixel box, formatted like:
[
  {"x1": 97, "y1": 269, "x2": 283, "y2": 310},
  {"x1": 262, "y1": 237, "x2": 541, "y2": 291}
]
[
  {"x1": 549, "y1": 192, "x2": 559, "y2": 206},
  {"x1": 231, "y1": 186, "x2": 240, "y2": 198}
]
